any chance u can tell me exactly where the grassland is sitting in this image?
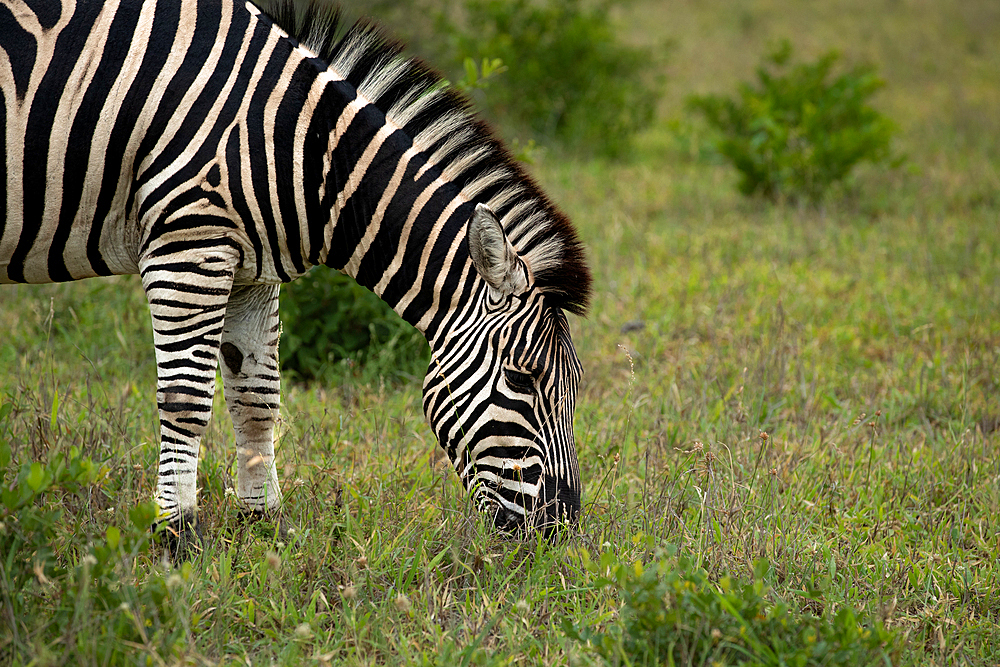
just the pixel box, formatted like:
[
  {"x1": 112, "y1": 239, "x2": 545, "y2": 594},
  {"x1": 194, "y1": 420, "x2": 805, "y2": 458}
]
[{"x1": 2, "y1": 0, "x2": 999, "y2": 664}]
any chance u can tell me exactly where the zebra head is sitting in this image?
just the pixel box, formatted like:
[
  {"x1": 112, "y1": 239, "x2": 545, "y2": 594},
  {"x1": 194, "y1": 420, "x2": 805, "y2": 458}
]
[{"x1": 423, "y1": 204, "x2": 585, "y2": 536}]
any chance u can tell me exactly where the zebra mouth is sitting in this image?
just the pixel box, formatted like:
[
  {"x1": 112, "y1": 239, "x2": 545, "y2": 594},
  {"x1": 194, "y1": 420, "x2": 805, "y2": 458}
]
[{"x1": 485, "y1": 473, "x2": 580, "y2": 538}]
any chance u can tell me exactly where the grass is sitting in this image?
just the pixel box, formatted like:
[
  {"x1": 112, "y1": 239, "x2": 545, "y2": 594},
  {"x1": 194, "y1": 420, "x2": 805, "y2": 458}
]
[{"x1": 2, "y1": 0, "x2": 999, "y2": 664}]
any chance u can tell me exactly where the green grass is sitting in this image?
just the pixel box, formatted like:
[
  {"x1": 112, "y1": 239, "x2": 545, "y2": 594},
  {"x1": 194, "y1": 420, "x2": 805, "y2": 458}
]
[{"x1": 2, "y1": 0, "x2": 999, "y2": 664}]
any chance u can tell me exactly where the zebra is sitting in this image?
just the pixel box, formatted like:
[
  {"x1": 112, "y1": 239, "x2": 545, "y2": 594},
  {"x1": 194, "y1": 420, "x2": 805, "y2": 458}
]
[{"x1": 0, "y1": 0, "x2": 592, "y2": 551}]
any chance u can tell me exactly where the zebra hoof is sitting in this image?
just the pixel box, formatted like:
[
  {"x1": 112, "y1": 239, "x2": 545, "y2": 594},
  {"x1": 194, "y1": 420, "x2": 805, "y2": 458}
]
[
  {"x1": 159, "y1": 511, "x2": 206, "y2": 561},
  {"x1": 236, "y1": 508, "x2": 293, "y2": 543}
]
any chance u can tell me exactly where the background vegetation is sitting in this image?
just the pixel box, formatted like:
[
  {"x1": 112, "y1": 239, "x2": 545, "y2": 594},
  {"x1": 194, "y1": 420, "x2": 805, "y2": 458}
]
[{"x1": 2, "y1": 0, "x2": 999, "y2": 664}]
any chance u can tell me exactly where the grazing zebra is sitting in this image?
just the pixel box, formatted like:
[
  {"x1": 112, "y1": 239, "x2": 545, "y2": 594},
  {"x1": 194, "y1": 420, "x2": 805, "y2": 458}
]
[{"x1": 0, "y1": 0, "x2": 592, "y2": 550}]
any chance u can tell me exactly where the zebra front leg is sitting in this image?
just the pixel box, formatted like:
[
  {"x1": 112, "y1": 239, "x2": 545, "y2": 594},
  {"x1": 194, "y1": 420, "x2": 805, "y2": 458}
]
[
  {"x1": 141, "y1": 248, "x2": 239, "y2": 558},
  {"x1": 218, "y1": 284, "x2": 283, "y2": 520}
]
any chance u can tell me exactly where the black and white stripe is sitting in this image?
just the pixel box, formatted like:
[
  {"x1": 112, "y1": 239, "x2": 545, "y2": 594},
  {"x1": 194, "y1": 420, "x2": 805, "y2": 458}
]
[{"x1": 1, "y1": 0, "x2": 592, "y2": 539}]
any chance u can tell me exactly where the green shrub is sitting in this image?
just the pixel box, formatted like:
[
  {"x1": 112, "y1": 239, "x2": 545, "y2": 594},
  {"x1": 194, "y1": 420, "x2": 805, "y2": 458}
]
[
  {"x1": 444, "y1": 0, "x2": 662, "y2": 157},
  {"x1": 564, "y1": 550, "x2": 896, "y2": 666},
  {"x1": 688, "y1": 41, "x2": 896, "y2": 202},
  {"x1": 0, "y1": 402, "x2": 186, "y2": 664},
  {"x1": 279, "y1": 270, "x2": 429, "y2": 384}
]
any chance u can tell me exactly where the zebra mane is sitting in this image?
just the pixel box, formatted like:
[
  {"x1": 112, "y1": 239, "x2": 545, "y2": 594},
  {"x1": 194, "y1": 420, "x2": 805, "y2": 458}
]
[{"x1": 254, "y1": 0, "x2": 592, "y2": 316}]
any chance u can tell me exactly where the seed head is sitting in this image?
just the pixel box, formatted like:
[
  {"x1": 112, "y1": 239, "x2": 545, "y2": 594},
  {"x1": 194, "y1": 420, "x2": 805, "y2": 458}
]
[
  {"x1": 265, "y1": 551, "x2": 281, "y2": 570},
  {"x1": 394, "y1": 594, "x2": 412, "y2": 613}
]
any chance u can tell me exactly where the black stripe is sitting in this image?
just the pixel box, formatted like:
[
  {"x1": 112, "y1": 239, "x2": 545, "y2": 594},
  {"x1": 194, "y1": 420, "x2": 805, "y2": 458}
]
[
  {"x1": 49, "y1": 0, "x2": 144, "y2": 282},
  {"x1": 10, "y1": 0, "x2": 103, "y2": 283},
  {"x1": 271, "y1": 59, "x2": 318, "y2": 276},
  {"x1": 302, "y1": 86, "x2": 344, "y2": 265},
  {"x1": 322, "y1": 101, "x2": 384, "y2": 270},
  {"x1": 89, "y1": 0, "x2": 182, "y2": 276},
  {"x1": 0, "y1": 3, "x2": 36, "y2": 100},
  {"x1": 143, "y1": 234, "x2": 244, "y2": 262},
  {"x1": 151, "y1": 314, "x2": 226, "y2": 336},
  {"x1": 244, "y1": 31, "x2": 295, "y2": 282},
  {"x1": 158, "y1": 358, "x2": 215, "y2": 372},
  {"x1": 159, "y1": 401, "x2": 212, "y2": 413},
  {"x1": 159, "y1": 385, "x2": 213, "y2": 399},
  {"x1": 144, "y1": 260, "x2": 235, "y2": 278},
  {"x1": 225, "y1": 126, "x2": 264, "y2": 279},
  {"x1": 154, "y1": 329, "x2": 223, "y2": 353}
]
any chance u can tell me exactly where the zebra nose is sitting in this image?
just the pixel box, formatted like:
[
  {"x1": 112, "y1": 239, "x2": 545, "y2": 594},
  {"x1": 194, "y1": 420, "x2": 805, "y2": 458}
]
[
  {"x1": 535, "y1": 473, "x2": 580, "y2": 537},
  {"x1": 493, "y1": 505, "x2": 524, "y2": 532}
]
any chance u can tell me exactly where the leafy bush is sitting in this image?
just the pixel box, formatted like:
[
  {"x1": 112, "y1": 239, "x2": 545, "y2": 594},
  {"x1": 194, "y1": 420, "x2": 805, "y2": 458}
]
[
  {"x1": 0, "y1": 402, "x2": 188, "y2": 664},
  {"x1": 279, "y1": 270, "x2": 429, "y2": 384},
  {"x1": 444, "y1": 0, "x2": 662, "y2": 157},
  {"x1": 688, "y1": 41, "x2": 896, "y2": 202},
  {"x1": 565, "y1": 550, "x2": 896, "y2": 666}
]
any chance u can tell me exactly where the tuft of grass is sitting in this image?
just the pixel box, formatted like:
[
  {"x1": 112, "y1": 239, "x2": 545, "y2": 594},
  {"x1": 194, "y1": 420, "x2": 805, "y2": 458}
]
[{"x1": 566, "y1": 550, "x2": 897, "y2": 666}]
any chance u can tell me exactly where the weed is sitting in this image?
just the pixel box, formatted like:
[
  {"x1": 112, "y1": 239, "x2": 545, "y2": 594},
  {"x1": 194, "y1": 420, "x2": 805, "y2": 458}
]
[
  {"x1": 566, "y1": 550, "x2": 897, "y2": 666},
  {"x1": 443, "y1": 0, "x2": 663, "y2": 157},
  {"x1": 688, "y1": 40, "x2": 897, "y2": 203}
]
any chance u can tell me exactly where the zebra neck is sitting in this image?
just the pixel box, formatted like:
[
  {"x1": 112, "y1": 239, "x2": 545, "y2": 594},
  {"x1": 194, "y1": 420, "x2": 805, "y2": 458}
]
[{"x1": 315, "y1": 98, "x2": 478, "y2": 342}]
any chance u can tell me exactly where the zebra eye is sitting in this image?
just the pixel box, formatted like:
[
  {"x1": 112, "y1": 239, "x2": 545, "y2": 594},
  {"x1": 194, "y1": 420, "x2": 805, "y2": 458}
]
[{"x1": 504, "y1": 369, "x2": 534, "y2": 391}]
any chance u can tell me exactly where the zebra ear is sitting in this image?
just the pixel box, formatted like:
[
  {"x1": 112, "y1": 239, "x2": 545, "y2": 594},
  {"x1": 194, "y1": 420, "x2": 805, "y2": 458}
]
[{"x1": 468, "y1": 203, "x2": 527, "y2": 297}]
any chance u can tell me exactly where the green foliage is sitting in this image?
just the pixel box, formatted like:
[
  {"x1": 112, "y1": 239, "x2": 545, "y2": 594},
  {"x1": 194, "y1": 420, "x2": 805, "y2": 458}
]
[
  {"x1": 445, "y1": 0, "x2": 662, "y2": 157},
  {"x1": 689, "y1": 40, "x2": 896, "y2": 202},
  {"x1": 566, "y1": 551, "x2": 896, "y2": 666},
  {"x1": 279, "y1": 270, "x2": 429, "y2": 384},
  {"x1": 451, "y1": 56, "x2": 507, "y2": 94},
  {"x1": 0, "y1": 403, "x2": 186, "y2": 664}
]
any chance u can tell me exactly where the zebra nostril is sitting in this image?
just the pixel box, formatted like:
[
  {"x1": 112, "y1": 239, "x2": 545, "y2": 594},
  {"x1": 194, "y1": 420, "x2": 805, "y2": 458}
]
[
  {"x1": 535, "y1": 473, "x2": 580, "y2": 537},
  {"x1": 490, "y1": 504, "x2": 525, "y2": 532}
]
